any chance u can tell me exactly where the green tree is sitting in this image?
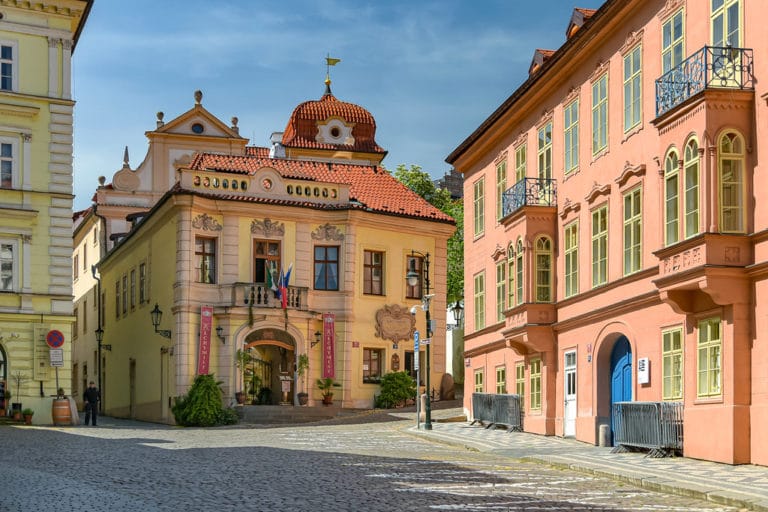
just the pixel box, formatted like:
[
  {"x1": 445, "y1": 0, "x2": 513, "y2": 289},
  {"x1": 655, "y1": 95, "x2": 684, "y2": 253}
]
[{"x1": 390, "y1": 164, "x2": 464, "y2": 302}]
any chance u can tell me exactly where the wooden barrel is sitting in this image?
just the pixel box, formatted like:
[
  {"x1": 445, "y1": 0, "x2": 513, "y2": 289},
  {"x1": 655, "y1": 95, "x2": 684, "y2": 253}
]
[{"x1": 52, "y1": 398, "x2": 72, "y2": 426}]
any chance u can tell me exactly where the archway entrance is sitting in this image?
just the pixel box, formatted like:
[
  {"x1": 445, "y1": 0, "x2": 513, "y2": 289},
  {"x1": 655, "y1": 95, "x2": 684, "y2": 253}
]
[
  {"x1": 243, "y1": 329, "x2": 295, "y2": 405},
  {"x1": 609, "y1": 335, "x2": 632, "y2": 443}
]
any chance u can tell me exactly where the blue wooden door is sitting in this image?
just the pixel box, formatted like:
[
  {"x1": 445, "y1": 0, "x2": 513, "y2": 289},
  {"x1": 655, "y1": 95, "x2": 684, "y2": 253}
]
[{"x1": 610, "y1": 336, "x2": 632, "y2": 444}]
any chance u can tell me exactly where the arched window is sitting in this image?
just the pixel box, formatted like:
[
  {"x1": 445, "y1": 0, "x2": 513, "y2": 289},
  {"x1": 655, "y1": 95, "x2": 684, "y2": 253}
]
[
  {"x1": 516, "y1": 239, "x2": 524, "y2": 305},
  {"x1": 719, "y1": 131, "x2": 745, "y2": 233},
  {"x1": 534, "y1": 236, "x2": 552, "y2": 302},
  {"x1": 664, "y1": 150, "x2": 679, "y2": 246},
  {"x1": 507, "y1": 243, "x2": 515, "y2": 307},
  {"x1": 684, "y1": 139, "x2": 700, "y2": 238}
]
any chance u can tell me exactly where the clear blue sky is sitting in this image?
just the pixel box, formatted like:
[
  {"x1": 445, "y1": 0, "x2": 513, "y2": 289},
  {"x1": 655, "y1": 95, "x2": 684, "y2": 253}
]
[{"x1": 71, "y1": 0, "x2": 604, "y2": 210}]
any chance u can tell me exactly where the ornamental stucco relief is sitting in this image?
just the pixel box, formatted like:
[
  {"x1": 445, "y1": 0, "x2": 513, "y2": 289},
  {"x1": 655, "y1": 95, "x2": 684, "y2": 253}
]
[{"x1": 251, "y1": 218, "x2": 285, "y2": 236}]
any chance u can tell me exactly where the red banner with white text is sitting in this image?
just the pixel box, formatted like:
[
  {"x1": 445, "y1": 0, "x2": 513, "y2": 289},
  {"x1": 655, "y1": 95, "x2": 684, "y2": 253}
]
[
  {"x1": 322, "y1": 313, "x2": 335, "y2": 378},
  {"x1": 198, "y1": 305, "x2": 213, "y2": 375}
]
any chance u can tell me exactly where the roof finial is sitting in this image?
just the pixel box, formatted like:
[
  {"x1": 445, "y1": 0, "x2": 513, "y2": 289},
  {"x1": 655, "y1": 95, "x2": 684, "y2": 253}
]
[
  {"x1": 194, "y1": 90, "x2": 203, "y2": 105},
  {"x1": 324, "y1": 54, "x2": 341, "y2": 96},
  {"x1": 123, "y1": 146, "x2": 130, "y2": 168}
]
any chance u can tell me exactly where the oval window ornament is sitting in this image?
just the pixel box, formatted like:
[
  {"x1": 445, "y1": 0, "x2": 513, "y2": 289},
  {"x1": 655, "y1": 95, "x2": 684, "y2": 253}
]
[{"x1": 191, "y1": 123, "x2": 204, "y2": 134}]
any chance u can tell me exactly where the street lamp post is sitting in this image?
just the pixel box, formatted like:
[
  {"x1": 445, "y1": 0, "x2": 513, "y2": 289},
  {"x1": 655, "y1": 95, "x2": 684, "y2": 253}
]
[{"x1": 406, "y1": 250, "x2": 433, "y2": 430}]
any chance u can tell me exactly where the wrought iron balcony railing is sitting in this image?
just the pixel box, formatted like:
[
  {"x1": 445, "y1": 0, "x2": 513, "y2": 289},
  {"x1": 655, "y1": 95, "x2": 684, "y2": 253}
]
[
  {"x1": 655, "y1": 45, "x2": 754, "y2": 117},
  {"x1": 502, "y1": 177, "x2": 557, "y2": 218}
]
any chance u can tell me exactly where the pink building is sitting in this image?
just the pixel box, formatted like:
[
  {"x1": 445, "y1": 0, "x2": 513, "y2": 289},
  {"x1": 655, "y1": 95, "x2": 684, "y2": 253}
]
[{"x1": 447, "y1": 0, "x2": 768, "y2": 465}]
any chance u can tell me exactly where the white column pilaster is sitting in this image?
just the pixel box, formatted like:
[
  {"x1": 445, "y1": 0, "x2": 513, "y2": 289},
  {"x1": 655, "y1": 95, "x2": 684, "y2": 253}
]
[{"x1": 47, "y1": 37, "x2": 59, "y2": 97}]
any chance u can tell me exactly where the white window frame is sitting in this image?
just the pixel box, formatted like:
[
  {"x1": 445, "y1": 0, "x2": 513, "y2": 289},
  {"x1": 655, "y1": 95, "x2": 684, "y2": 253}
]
[
  {"x1": 592, "y1": 206, "x2": 608, "y2": 287},
  {"x1": 623, "y1": 45, "x2": 642, "y2": 132},
  {"x1": 0, "y1": 136, "x2": 18, "y2": 190},
  {"x1": 564, "y1": 221, "x2": 579, "y2": 298},
  {"x1": 0, "y1": 40, "x2": 19, "y2": 92},
  {"x1": 623, "y1": 187, "x2": 642, "y2": 275},
  {"x1": 592, "y1": 74, "x2": 608, "y2": 155},
  {"x1": 564, "y1": 100, "x2": 579, "y2": 175},
  {"x1": 0, "y1": 238, "x2": 19, "y2": 292},
  {"x1": 662, "y1": 9, "x2": 685, "y2": 74}
]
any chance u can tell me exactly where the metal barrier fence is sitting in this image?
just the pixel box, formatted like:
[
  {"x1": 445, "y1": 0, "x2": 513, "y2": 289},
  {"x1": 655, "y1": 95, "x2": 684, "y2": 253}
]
[
  {"x1": 612, "y1": 401, "x2": 683, "y2": 456},
  {"x1": 470, "y1": 393, "x2": 523, "y2": 432}
]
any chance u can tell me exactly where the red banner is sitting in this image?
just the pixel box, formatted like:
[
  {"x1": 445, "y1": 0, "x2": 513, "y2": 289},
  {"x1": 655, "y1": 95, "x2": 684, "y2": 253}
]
[
  {"x1": 198, "y1": 305, "x2": 213, "y2": 375},
  {"x1": 322, "y1": 313, "x2": 335, "y2": 378}
]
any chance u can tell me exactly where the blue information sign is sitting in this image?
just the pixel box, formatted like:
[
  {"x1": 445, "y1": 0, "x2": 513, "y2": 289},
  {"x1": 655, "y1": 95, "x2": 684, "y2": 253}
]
[{"x1": 413, "y1": 330, "x2": 419, "y2": 351}]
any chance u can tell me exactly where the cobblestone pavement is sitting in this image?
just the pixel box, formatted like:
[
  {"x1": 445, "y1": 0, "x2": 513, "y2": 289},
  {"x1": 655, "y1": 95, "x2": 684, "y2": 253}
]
[{"x1": 0, "y1": 416, "x2": 742, "y2": 512}]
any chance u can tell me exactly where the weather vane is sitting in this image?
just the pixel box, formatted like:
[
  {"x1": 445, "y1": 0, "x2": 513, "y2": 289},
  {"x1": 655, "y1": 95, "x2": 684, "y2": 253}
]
[{"x1": 325, "y1": 54, "x2": 341, "y2": 92}]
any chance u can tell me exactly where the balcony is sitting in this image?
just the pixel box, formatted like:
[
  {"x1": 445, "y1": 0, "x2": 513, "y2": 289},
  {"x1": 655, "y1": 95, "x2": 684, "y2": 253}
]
[
  {"x1": 502, "y1": 178, "x2": 557, "y2": 219},
  {"x1": 230, "y1": 282, "x2": 309, "y2": 311},
  {"x1": 655, "y1": 45, "x2": 754, "y2": 118}
]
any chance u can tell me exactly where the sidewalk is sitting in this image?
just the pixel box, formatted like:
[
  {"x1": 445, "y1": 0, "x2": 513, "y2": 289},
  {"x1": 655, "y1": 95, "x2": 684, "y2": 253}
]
[{"x1": 404, "y1": 407, "x2": 768, "y2": 512}]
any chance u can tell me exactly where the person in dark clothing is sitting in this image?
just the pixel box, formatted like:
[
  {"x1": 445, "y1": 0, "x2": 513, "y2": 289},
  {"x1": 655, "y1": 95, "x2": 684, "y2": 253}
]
[{"x1": 83, "y1": 381, "x2": 100, "y2": 426}]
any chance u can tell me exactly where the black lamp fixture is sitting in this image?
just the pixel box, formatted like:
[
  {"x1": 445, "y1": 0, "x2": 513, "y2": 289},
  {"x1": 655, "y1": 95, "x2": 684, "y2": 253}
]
[
  {"x1": 311, "y1": 330, "x2": 322, "y2": 348},
  {"x1": 216, "y1": 325, "x2": 225, "y2": 344},
  {"x1": 451, "y1": 299, "x2": 464, "y2": 326},
  {"x1": 405, "y1": 250, "x2": 433, "y2": 430},
  {"x1": 150, "y1": 303, "x2": 172, "y2": 339},
  {"x1": 95, "y1": 327, "x2": 111, "y2": 351}
]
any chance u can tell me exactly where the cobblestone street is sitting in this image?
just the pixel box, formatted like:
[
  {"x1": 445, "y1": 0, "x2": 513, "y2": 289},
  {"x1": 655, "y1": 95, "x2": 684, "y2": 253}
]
[{"x1": 0, "y1": 416, "x2": 741, "y2": 512}]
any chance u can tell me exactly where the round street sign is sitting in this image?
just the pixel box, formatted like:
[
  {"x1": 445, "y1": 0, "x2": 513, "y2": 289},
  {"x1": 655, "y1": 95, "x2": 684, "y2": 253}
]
[{"x1": 46, "y1": 329, "x2": 65, "y2": 348}]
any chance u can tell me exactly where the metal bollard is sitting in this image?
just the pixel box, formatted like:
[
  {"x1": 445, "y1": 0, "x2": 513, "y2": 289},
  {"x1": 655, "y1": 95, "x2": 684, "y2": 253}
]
[{"x1": 420, "y1": 394, "x2": 427, "y2": 422}]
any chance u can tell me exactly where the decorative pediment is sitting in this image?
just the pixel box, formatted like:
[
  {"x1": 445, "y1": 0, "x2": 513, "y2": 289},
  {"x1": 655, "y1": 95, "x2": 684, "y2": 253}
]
[
  {"x1": 615, "y1": 161, "x2": 647, "y2": 188},
  {"x1": 559, "y1": 198, "x2": 581, "y2": 220},
  {"x1": 538, "y1": 108, "x2": 554, "y2": 127},
  {"x1": 620, "y1": 29, "x2": 644, "y2": 55},
  {"x1": 192, "y1": 213, "x2": 222, "y2": 232},
  {"x1": 585, "y1": 181, "x2": 611, "y2": 204},
  {"x1": 491, "y1": 244, "x2": 507, "y2": 261},
  {"x1": 564, "y1": 85, "x2": 580, "y2": 106},
  {"x1": 152, "y1": 90, "x2": 244, "y2": 139},
  {"x1": 589, "y1": 60, "x2": 609, "y2": 83},
  {"x1": 311, "y1": 223, "x2": 344, "y2": 241},
  {"x1": 250, "y1": 218, "x2": 285, "y2": 236},
  {"x1": 513, "y1": 131, "x2": 528, "y2": 148},
  {"x1": 658, "y1": 0, "x2": 685, "y2": 21},
  {"x1": 494, "y1": 150, "x2": 508, "y2": 165},
  {"x1": 375, "y1": 304, "x2": 416, "y2": 344}
]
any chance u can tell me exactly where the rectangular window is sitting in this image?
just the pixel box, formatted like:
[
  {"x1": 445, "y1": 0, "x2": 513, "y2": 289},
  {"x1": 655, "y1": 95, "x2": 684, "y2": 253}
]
[
  {"x1": 537, "y1": 122, "x2": 552, "y2": 181},
  {"x1": 363, "y1": 250, "x2": 384, "y2": 295},
  {"x1": 314, "y1": 246, "x2": 339, "y2": 291},
  {"x1": 530, "y1": 359, "x2": 542, "y2": 411},
  {"x1": 623, "y1": 188, "x2": 642, "y2": 275},
  {"x1": 130, "y1": 269, "x2": 136, "y2": 308},
  {"x1": 507, "y1": 250, "x2": 515, "y2": 308},
  {"x1": 496, "y1": 159, "x2": 506, "y2": 220},
  {"x1": 592, "y1": 206, "x2": 608, "y2": 287},
  {"x1": 474, "y1": 369, "x2": 484, "y2": 393},
  {"x1": 73, "y1": 307, "x2": 79, "y2": 338},
  {"x1": 406, "y1": 255, "x2": 423, "y2": 299},
  {"x1": 515, "y1": 144, "x2": 526, "y2": 182},
  {"x1": 665, "y1": 152, "x2": 680, "y2": 246},
  {"x1": 0, "y1": 43, "x2": 14, "y2": 91},
  {"x1": 115, "y1": 280, "x2": 120, "y2": 319},
  {"x1": 83, "y1": 245, "x2": 88, "y2": 271},
  {"x1": 121, "y1": 275, "x2": 127, "y2": 314},
  {"x1": 684, "y1": 142, "x2": 700, "y2": 238},
  {"x1": 697, "y1": 317, "x2": 722, "y2": 398},
  {"x1": 474, "y1": 271, "x2": 485, "y2": 330},
  {"x1": 362, "y1": 348, "x2": 384, "y2": 384},
  {"x1": 495, "y1": 261, "x2": 505, "y2": 322},
  {"x1": 496, "y1": 366, "x2": 506, "y2": 394},
  {"x1": 139, "y1": 263, "x2": 146, "y2": 304},
  {"x1": 564, "y1": 100, "x2": 579, "y2": 175},
  {"x1": 662, "y1": 327, "x2": 683, "y2": 400},
  {"x1": 253, "y1": 239, "x2": 281, "y2": 284},
  {"x1": 564, "y1": 222, "x2": 579, "y2": 298},
  {"x1": 73, "y1": 254, "x2": 79, "y2": 280},
  {"x1": 473, "y1": 178, "x2": 485, "y2": 237},
  {"x1": 516, "y1": 244, "x2": 523, "y2": 305},
  {"x1": 515, "y1": 362, "x2": 525, "y2": 411},
  {"x1": 662, "y1": 9, "x2": 685, "y2": 74},
  {"x1": 623, "y1": 45, "x2": 642, "y2": 132},
  {"x1": 82, "y1": 299, "x2": 87, "y2": 334},
  {"x1": 195, "y1": 237, "x2": 216, "y2": 284},
  {"x1": 592, "y1": 74, "x2": 608, "y2": 155},
  {"x1": 0, "y1": 141, "x2": 13, "y2": 189}
]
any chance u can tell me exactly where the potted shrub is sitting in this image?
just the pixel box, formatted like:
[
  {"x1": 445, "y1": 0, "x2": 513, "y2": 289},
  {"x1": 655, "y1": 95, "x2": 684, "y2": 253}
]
[
  {"x1": 10, "y1": 371, "x2": 26, "y2": 418},
  {"x1": 235, "y1": 348, "x2": 251, "y2": 405},
  {"x1": 316, "y1": 377, "x2": 340, "y2": 406},
  {"x1": 2, "y1": 389, "x2": 9, "y2": 415},
  {"x1": 296, "y1": 354, "x2": 309, "y2": 405},
  {"x1": 22, "y1": 408, "x2": 33, "y2": 425}
]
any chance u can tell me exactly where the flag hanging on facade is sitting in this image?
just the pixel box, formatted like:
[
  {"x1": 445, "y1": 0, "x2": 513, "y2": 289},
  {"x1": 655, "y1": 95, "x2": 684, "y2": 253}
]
[
  {"x1": 278, "y1": 263, "x2": 293, "y2": 309},
  {"x1": 267, "y1": 266, "x2": 278, "y2": 296}
]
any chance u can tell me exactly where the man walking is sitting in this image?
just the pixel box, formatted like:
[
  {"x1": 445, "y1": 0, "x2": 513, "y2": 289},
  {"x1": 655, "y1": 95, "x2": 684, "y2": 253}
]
[{"x1": 83, "y1": 381, "x2": 100, "y2": 426}]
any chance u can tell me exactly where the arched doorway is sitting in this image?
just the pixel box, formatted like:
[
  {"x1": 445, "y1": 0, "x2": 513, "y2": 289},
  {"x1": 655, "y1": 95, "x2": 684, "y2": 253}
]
[
  {"x1": 242, "y1": 328, "x2": 296, "y2": 405},
  {"x1": 609, "y1": 335, "x2": 632, "y2": 442}
]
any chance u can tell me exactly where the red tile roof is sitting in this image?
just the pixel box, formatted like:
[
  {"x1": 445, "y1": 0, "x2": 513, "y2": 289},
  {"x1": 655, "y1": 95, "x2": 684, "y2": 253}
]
[
  {"x1": 188, "y1": 151, "x2": 454, "y2": 223},
  {"x1": 281, "y1": 93, "x2": 386, "y2": 154}
]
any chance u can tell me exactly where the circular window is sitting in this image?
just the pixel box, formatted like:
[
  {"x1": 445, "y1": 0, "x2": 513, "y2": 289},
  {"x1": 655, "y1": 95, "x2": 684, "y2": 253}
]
[
  {"x1": 241, "y1": 181, "x2": 248, "y2": 191},
  {"x1": 222, "y1": 179, "x2": 229, "y2": 189},
  {"x1": 193, "y1": 176, "x2": 201, "y2": 186},
  {"x1": 286, "y1": 185, "x2": 293, "y2": 194},
  {"x1": 262, "y1": 178, "x2": 273, "y2": 190},
  {"x1": 232, "y1": 181, "x2": 238, "y2": 190},
  {"x1": 330, "y1": 189, "x2": 337, "y2": 199},
  {"x1": 202, "y1": 177, "x2": 210, "y2": 187},
  {"x1": 330, "y1": 126, "x2": 341, "y2": 138},
  {"x1": 313, "y1": 187, "x2": 320, "y2": 197},
  {"x1": 296, "y1": 186, "x2": 302, "y2": 196},
  {"x1": 191, "y1": 123, "x2": 204, "y2": 134},
  {"x1": 212, "y1": 178, "x2": 219, "y2": 188},
  {"x1": 304, "y1": 186, "x2": 311, "y2": 196},
  {"x1": 322, "y1": 188, "x2": 328, "y2": 197}
]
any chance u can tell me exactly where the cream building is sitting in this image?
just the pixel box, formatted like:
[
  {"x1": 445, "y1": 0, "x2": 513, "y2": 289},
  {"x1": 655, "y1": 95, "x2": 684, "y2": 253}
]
[{"x1": 0, "y1": 1, "x2": 91, "y2": 423}]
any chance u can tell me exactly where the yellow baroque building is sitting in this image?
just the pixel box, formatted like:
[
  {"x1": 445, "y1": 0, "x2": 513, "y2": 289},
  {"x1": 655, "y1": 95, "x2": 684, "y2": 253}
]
[
  {"x1": 0, "y1": 1, "x2": 91, "y2": 423},
  {"x1": 89, "y1": 86, "x2": 454, "y2": 423}
]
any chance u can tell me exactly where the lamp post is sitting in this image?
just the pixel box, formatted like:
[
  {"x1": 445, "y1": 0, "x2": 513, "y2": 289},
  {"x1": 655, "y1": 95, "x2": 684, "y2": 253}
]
[
  {"x1": 406, "y1": 250, "x2": 432, "y2": 430},
  {"x1": 451, "y1": 299, "x2": 464, "y2": 327},
  {"x1": 150, "y1": 303, "x2": 172, "y2": 339}
]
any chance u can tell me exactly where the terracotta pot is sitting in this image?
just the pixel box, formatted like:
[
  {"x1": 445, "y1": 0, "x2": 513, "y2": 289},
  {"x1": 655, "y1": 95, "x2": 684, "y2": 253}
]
[
  {"x1": 23, "y1": 414, "x2": 33, "y2": 425},
  {"x1": 322, "y1": 395, "x2": 333, "y2": 406}
]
